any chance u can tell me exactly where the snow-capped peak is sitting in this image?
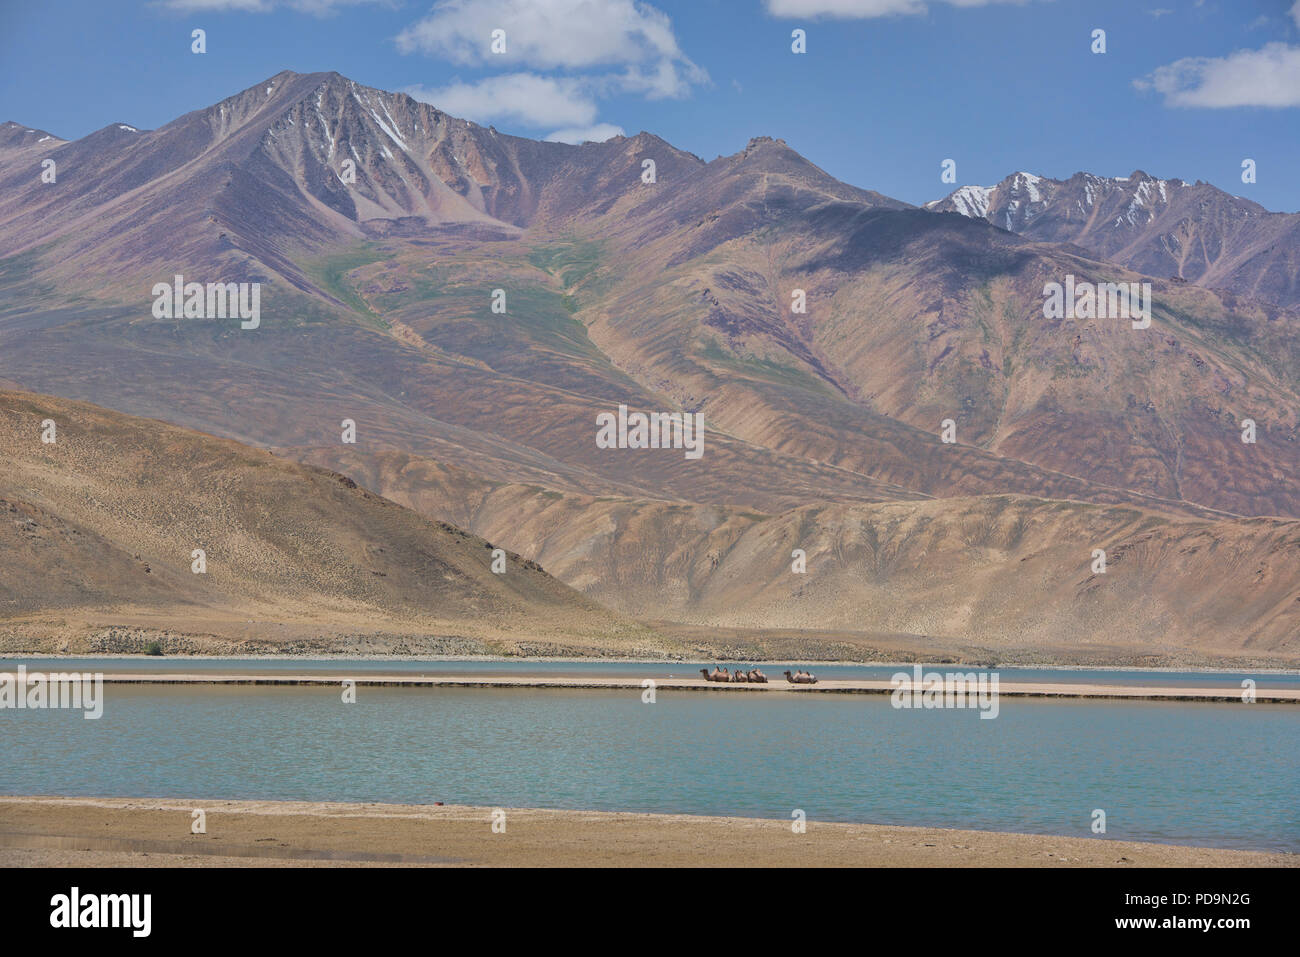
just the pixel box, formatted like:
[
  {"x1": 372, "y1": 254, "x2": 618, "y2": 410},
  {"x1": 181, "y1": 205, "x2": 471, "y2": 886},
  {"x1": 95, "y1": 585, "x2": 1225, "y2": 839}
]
[
  {"x1": 948, "y1": 184, "x2": 993, "y2": 218},
  {"x1": 1009, "y1": 171, "x2": 1044, "y2": 203}
]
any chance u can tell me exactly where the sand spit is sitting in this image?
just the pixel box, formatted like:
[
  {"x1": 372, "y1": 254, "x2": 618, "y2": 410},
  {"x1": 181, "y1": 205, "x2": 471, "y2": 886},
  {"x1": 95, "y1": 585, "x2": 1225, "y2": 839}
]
[
  {"x1": 60, "y1": 672, "x2": 1300, "y2": 703},
  {"x1": 1, "y1": 796, "x2": 1293, "y2": 868}
]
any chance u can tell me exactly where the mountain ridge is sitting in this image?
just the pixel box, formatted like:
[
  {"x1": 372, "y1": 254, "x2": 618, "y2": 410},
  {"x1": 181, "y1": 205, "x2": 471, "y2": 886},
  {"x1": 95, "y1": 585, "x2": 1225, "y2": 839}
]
[
  {"x1": 2, "y1": 70, "x2": 1299, "y2": 662},
  {"x1": 928, "y1": 168, "x2": 1300, "y2": 308}
]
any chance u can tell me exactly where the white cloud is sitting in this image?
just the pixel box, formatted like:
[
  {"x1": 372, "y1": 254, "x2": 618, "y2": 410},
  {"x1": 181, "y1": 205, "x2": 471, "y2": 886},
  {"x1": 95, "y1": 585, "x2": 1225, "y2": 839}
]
[
  {"x1": 396, "y1": 1, "x2": 705, "y2": 147},
  {"x1": 766, "y1": 0, "x2": 925, "y2": 14},
  {"x1": 395, "y1": 0, "x2": 706, "y2": 99},
  {"x1": 404, "y1": 73, "x2": 599, "y2": 127},
  {"x1": 160, "y1": 0, "x2": 269, "y2": 9},
  {"x1": 160, "y1": 0, "x2": 381, "y2": 12},
  {"x1": 1136, "y1": 42, "x2": 1300, "y2": 107},
  {"x1": 763, "y1": 0, "x2": 1027, "y2": 17},
  {"x1": 544, "y1": 123, "x2": 625, "y2": 144}
]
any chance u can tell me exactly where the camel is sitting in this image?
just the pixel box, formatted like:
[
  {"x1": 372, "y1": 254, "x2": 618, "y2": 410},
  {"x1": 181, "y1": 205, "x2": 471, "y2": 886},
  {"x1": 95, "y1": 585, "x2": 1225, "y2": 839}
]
[
  {"x1": 783, "y1": 669, "x2": 819, "y2": 685},
  {"x1": 748, "y1": 669, "x2": 768, "y2": 683},
  {"x1": 732, "y1": 668, "x2": 749, "y2": 683},
  {"x1": 699, "y1": 668, "x2": 729, "y2": 683}
]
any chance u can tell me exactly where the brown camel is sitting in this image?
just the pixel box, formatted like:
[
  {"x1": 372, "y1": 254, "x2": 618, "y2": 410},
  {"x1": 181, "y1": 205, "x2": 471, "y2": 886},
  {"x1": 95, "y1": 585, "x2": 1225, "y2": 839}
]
[
  {"x1": 748, "y1": 669, "x2": 768, "y2": 683},
  {"x1": 732, "y1": 668, "x2": 749, "y2": 683},
  {"x1": 784, "y1": 669, "x2": 819, "y2": 685},
  {"x1": 699, "y1": 668, "x2": 728, "y2": 683}
]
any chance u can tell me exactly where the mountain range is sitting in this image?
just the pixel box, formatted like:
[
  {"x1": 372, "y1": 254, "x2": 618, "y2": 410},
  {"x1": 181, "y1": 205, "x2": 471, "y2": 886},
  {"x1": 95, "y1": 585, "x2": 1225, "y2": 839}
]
[
  {"x1": 927, "y1": 168, "x2": 1300, "y2": 309},
  {"x1": 1, "y1": 71, "x2": 1297, "y2": 665}
]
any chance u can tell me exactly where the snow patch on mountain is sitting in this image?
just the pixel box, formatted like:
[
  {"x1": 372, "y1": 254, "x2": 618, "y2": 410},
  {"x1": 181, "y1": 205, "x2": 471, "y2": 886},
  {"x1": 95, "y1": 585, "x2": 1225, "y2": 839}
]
[
  {"x1": 376, "y1": 99, "x2": 409, "y2": 152},
  {"x1": 1013, "y1": 171, "x2": 1043, "y2": 203},
  {"x1": 948, "y1": 184, "x2": 993, "y2": 218},
  {"x1": 371, "y1": 110, "x2": 407, "y2": 152}
]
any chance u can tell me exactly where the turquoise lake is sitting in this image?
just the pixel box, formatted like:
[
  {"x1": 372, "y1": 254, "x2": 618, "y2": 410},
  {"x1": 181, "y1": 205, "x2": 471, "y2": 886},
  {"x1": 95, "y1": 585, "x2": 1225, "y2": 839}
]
[{"x1": 1, "y1": 680, "x2": 1296, "y2": 852}]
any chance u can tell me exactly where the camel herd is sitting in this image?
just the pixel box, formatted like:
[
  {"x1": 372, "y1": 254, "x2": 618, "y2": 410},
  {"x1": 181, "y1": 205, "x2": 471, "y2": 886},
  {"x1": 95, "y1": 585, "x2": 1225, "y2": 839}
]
[{"x1": 698, "y1": 667, "x2": 819, "y2": 684}]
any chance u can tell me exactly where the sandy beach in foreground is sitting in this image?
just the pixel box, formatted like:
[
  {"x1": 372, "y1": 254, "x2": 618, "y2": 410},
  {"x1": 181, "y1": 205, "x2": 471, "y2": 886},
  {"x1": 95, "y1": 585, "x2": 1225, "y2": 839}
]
[{"x1": 0, "y1": 796, "x2": 1294, "y2": 868}]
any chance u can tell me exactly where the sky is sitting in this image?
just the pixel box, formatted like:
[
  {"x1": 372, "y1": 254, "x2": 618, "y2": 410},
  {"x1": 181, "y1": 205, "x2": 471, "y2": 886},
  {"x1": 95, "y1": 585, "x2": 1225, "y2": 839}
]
[{"x1": 2, "y1": 0, "x2": 1299, "y2": 211}]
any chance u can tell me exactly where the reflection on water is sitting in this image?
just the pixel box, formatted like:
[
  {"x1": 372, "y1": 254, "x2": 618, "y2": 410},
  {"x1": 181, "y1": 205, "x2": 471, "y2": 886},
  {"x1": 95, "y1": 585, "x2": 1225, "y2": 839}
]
[{"x1": 2, "y1": 684, "x2": 1296, "y2": 852}]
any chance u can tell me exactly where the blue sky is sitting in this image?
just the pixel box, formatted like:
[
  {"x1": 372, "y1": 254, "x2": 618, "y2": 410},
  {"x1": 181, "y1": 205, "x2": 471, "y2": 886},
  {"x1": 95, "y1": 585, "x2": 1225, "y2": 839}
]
[{"x1": 2, "y1": 0, "x2": 1299, "y2": 211}]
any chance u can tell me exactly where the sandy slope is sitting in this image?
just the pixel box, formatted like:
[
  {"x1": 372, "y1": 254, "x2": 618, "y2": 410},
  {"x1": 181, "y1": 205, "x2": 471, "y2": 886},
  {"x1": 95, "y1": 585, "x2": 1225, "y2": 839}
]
[{"x1": 0, "y1": 389, "x2": 659, "y2": 655}]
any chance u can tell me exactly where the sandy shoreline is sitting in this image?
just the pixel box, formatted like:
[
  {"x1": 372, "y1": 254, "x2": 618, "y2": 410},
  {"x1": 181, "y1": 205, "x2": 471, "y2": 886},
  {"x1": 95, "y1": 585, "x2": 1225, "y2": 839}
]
[
  {"x1": 31, "y1": 671, "x2": 1299, "y2": 703},
  {"x1": 1, "y1": 796, "x2": 1294, "y2": 868}
]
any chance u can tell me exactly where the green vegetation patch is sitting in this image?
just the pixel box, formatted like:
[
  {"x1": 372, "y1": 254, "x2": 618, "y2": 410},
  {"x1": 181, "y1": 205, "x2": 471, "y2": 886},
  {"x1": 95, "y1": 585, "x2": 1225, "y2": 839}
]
[
  {"x1": 527, "y1": 238, "x2": 611, "y2": 299},
  {"x1": 697, "y1": 336, "x2": 837, "y2": 397},
  {"x1": 300, "y1": 245, "x2": 390, "y2": 320}
]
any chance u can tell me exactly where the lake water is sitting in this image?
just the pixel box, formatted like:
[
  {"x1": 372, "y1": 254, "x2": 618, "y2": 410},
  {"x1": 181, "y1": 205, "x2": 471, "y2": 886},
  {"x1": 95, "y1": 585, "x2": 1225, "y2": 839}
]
[
  {"x1": 5, "y1": 656, "x2": 1300, "y2": 688},
  {"x1": 1, "y1": 682, "x2": 1296, "y2": 852}
]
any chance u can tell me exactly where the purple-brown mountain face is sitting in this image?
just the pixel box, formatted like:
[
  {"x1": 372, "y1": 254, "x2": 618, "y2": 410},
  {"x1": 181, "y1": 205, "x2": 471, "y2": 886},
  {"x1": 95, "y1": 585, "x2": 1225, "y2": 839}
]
[
  {"x1": 927, "y1": 170, "x2": 1300, "y2": 309},
  {"x1": 0, "y1": 71, "x2": 714, "y2": 299},
  {"x1": 1, "y1": 72, "x2": 1297, "y2": 662}
]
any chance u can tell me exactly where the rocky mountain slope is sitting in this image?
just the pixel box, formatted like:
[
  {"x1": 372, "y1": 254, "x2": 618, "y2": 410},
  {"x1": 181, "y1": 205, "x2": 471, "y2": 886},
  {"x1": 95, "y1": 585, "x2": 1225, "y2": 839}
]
[{"x1": 295, "y1": 447, "x2": 1300, "y2": 665}]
